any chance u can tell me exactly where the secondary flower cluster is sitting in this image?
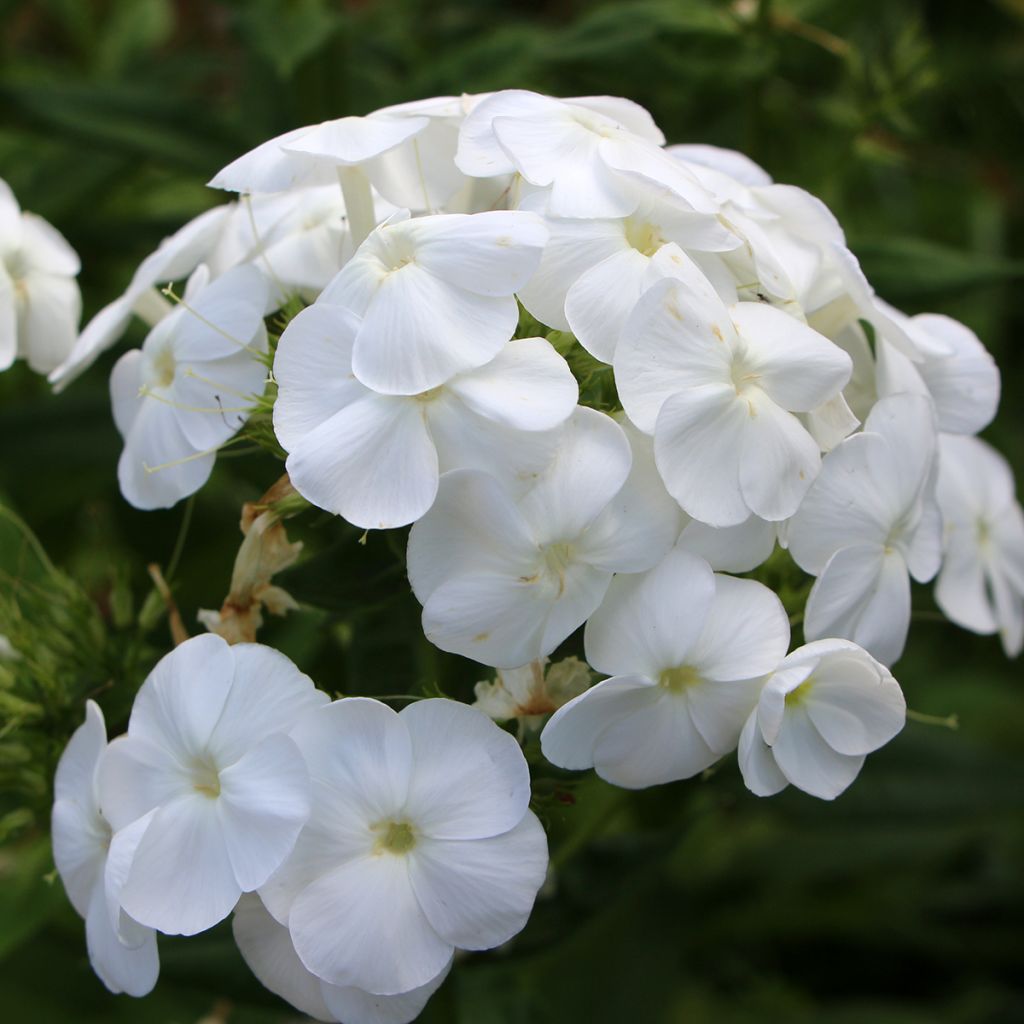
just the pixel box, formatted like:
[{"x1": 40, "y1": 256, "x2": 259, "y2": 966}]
[
  {"x1": 28, "y1": 88, "x2": 1023, "y2": 1016},
  {"x1": 52, "y1": 634, "x2": 546, "y2": 1021}
]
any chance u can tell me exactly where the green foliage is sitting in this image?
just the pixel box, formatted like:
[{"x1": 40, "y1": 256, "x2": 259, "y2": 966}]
[{"x1": 0, "y1": 0, "x2": 1023, "y2": 1021}]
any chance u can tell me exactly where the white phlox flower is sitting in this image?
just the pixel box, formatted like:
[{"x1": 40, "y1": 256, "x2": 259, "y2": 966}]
[
  {"x1": 457, "y1": 89, "x2": 718, "y2": 219},
  {"x1": 406, "y1": 406, "x2": 680, "y2": 668},
  {"x1": 233, "y1": 894, "x2": 451, "y2": 1024},
  {"x1": 273, "y1": 303, "x2": 577, "y2": 528},
  {"x1": 788, "y1": 393, "x2": 943, "y2": 666},
  {"x1": 97, "y1": 634, "x2": 327, "y2": 936},
  {"x1": 473, "y1": 656, "x2": 592, "y2": 725},
  {"x1": 615, "y1": 245, "x2": 853, "y2": 526},
  {"x1": 258, "y1": 697, "x2": 547, "y2": 996},
  {"x1": 540, "y1": 547, "x2": 790, "y2": 787},
  {"x1": 0, "y1": 177, "x2": 81, "y2": 374},
  {"x1": 51, "y1": 701, "x2": 159, "y2": 997},
  {"x1": 874, "y1": 309, "x2": 1000, "y2": 436},
  {"x1": 50, "y1": 203, "x2": 231, "y2": 390},
  {"x1": 516, "y1": 179, "x2": 739, "y2": 362},
  {"x1": 934, "y1": 433, "x2": 1024, "y2": 657},
  {"x1": 109, "y1": 263, "x2": 270, "y2": 510},
  {"x1": 738, "y1": 638, "x2": 906, "y2": 800},
  {"x1": 317, "y1": 210, "x2": 548, "y2": 394}
]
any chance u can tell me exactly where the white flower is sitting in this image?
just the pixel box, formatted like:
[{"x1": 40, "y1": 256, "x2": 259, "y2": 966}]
[
  {"x1": 109, "y1": 264, "x2": 269, "y2": 510},
  {"x1": 317, "y1": 210, "x2": 547, "y2": 394},
  {"x1": 875, "y1": 311, "x2": 1000, "y2": 436},
  {"x1": 540, "y1": 548, "x2": 789, "y2": 788},
  {"x1": 406, "y1": 407, "x2": 680, "y2": 668},
  {"x1": 273, "y1": 304, "x2": 577, "y2": 528},
  {"x1": 97, "y1": 634, "x2": 326, "y2": 936},
  {"x1": 738, "y1": 639, "x2": 906, "y2": 800},
  {"x1": 788, "y1": 394, "x2": 942, "y2": 666},
  {"x1": 51, "y1": 701, "x2": 159, "y2": 997},
  {"x1": 259, "y1": 698, "x2": 548, "y2": 996},
  {"x1": 456, "y1": 90, "x2": 711, "y2": 219},
  {"x1": 473, "y1": 656, "x2": 592, "y2": 724},
  {"x1": 615, "y1": 248, "x2": 853, "y2": 525},
  {"x1": 516, "y1": 181, "x2": 737, "y2": 362},
  {"x1": 233, "y1": 894, "x2": 450, "y2": 1024},
  {"x1": 0, "y1": 177, "x2": 81, "y2": 374},
  {"x1": 934, "y1": 433, "x2": 1024, "y2": 657},
  {"x1": 50, "y1": 203, "x2": 231, "y2": 391}
]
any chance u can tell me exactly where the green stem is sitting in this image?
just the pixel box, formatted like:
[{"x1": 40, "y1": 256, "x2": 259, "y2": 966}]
[{"x1": 906, "y1": 708, "x2": 959, "y2": 730}]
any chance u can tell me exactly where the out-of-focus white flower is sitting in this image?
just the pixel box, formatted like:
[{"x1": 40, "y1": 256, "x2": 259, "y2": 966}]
[
  {"x1": 935, "y1": 433, "x2": 1024, "y2": 657},
  {"x1": 0, "y1": 177, "x2": 81, "y2": 375},
  {"x1": 109, "y1": 264, "x2": 269, "y2": 510},
  {"x1": 273, "y1": 304, "x2": 576, "y2": 528},
  {"x1": 875, "y1": 310, "x2": 1000, "y2": 436},
  {"x1": 473, "y1": 656, "x2": 591, "y2": 725},
  {"x1": 407, "y1": 407, "x2": 679, "y2": 668},
  {"x1": 788, "y1": 394, "x2": 942, "y2": 666},
  {"x1": 98, "y1": 634, "x2": 326, "y2": 936},
  {"x1": 51, "y1": 701, "x2": 159, "y2": 997},
  {"x1": 738, "y1": 638, "x2": 905, "y2": 800},
  {"x1": 233, "y1": 894, "x2": 450, "y2": 1024},
  {"x1": 260, "y1": 698, "x2": 547, "y2": 996},
  {"x1": 616, "y1": 247, "x2": 852, "y2": 526},
  {"x1": 50, "y1": 204, "x2": 231, "y2": 391},
  {"x1": 317, "y1": 210, "x2": 547, "y2": 394},
  {"x1": 541, "y1": 548, "x2": 789, "y2": 787}
]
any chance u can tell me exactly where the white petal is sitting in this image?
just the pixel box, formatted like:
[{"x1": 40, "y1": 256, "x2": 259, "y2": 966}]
[
  {"x1": 19, "y1": 211, "x2": 79, "y2": 275},
  {"x1": 217, "y1": 733, "x2": 311, "y2": 892},
  {"x1": 677, "y1": 515, "x2": 776, "y2": 573},
  {"x1": 456, "y1": 90, "x2": 563, "y2": 177},
  {"x1": 592, "y1": 688, "x2": 719, "y2": 787},
  {"x1": 803, "y1": 544, "x2": 911, "y2": 667},
  {"x1": 289, "y1": 853, "x2": 452, "y2": 995},
  {"x1": 654, "y1": 385, "x2": 751, "y2": 528},
  {"x1": 52, "y1": 799, "x2": 106, "y2": 918},
  {"x1": 583, "y1": 548, "x2": 715, "y2": 678},
  {"x1": 54, "y1": 699, "x2": 106, "y2": 807},
  {"x1": 400, "y1": 700, "x2": 530, "y2": 840},
  {"x1": 729, "y1": 302, "x2": 851, "y2": 412},
  {"x1": 408, "y1": 811, "x2": 547, "y2": 949},
  {"x1": 770, "y1": 708, "x2": 865, "y2": 800},
  {"x1": 285, "y1": 394, "x2": 438, "y2": 529},
  {"x1": 322, "y1": 963, "x2": 451, "y2": 1024},
  {"x1": 541, "y1": 675, "x2": 656, "y2": 771},
  {"x1": 98, "y1": 736, "x2": 189, "y2": 833},
  {"x1": 737, "y1": 711, "x2": 788, "y2": 797},
  {"x1": 18, "y1": 272, "x2": 80, "y2": 373},
  {"x1": 85, "y1": 883, "x2": 159, "y2": 997},
  {"x1": 446, "y1": 337, "x2": 577, "y2": 431},
  {"x1": 119, "y1": 795, "x2": 238, "y2": 935},
  {"x1": 935, "y1": 535, "x2": 998, "y2": 635},
  {"x1": 172, "y1": 263, "x2": 269, "y2": 361},
  {"x1": 109, "y1": 349, "x2": 143, "y2": 439},
  {"x1": 284, "y1": 114, "x2": 428, "y2": 165}
]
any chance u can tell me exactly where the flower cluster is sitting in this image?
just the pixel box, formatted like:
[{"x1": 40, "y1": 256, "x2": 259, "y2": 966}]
[
  {"x1": 53, "y1": 635, "x2": 546, "y2": 1021},
  {"x1": 27, "y1": 88, "x2": 1022, "y2": 1016}
]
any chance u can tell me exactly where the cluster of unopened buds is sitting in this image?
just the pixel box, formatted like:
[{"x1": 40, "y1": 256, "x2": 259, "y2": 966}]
[{"x1": 2, "y1": 88, "x2": 1019, "y2": 1020}]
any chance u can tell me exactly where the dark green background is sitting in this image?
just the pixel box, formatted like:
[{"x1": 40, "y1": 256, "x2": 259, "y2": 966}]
[{"x1": 1, "y1": 1, "x2": 1022, "y2": 1021}]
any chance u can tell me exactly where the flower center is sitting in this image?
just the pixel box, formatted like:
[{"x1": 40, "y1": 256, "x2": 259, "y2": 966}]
[
  {"x1": 148, "y1": 345, "x2": 177, "y2": 390},
  {"x1": 413, "y1": 386, "x2": 444, "y2": 404},
  {"x1": 191, "y1": 757, "x2": 221, "y2": 798},
  {"x1": 375, "y1": 820, "x2": 417, "y2": 855},
  {"x1": 624, "y1": 218, "x2": 667, "y2": 257},
  {"x1": 659, "y1": 665, "x2": 701, "y2": 693},
  {"x1": 541, "y1": 542, "x2": 575, "y2": 598},
  {"x1": 975, "y1": 517, "x2": 992, "y2": 548},
  {"x1": 785, "y1": 676, "x2": 815, "y2": 707}
]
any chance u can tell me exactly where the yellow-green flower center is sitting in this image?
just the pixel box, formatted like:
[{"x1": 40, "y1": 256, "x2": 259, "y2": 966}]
[
  {"x1": 658, "y1": 665, "x2": 701, "y2": 693},
  {"x1": 376, "y1": 820, "x2": 416, "y2": 855}
]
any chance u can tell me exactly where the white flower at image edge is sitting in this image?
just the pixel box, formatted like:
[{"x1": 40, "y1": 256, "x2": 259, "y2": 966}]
[
  {"x1": 406, "y1": 406, "x2": 681, "y2": 668},
  {"x1": 934, "y1": 433, "x2": 1024, "y2": 657},
  {"x1": 540, "y1": 548, "x2": 789, "y2": 787},
  {"x1": 110, "y1": 263, "x2": 270, "y2": 510},
  {"x1": 259, "y1": 697, "x2": 548, "y2": 997},
  {"x1": 51, "y1": 701, "x2": 159, "y2": 996},
  {"x1": 0, "y1": 176, "x2": 81, "y2": 374},
  {"x1": 233, "y1": 894, "x2": 450, "y2": 1024},
  {"x1": 738, "y1": 638, "x2": 906, "y2": 800},
  {"x1": 97, "y1": 634, "x2": 327, "y2": 935},
  {"x1": 272, "y1": 303, "x2": 577, "y2": 529}
]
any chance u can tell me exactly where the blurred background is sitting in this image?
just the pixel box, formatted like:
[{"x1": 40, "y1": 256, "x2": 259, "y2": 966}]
[{"x1": 1, "y1": 0, "x2": 1023, "y2": 1021}]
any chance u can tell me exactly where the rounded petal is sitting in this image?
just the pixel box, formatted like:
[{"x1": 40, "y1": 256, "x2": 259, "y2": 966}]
[
  {"x1": 737, "y1": 711, "x2": 788, "y2": 797},
  {"x1": 19, "y1": 272, "x2": 80, "y2": 373},
  {"x1": 770, "y1": 708, "x2": 866, "y2": 800},
  {"x1": 400, "y1": 700, "x2": 530, "y2": 840},
  {"x1": 290, "y1": 853, "x2": 452, "y2": 995},
  {"x1": 85, "y1": 883, "x2": 159, "y2": 998},
  {"x1": 408, "y1": 811, "x2": 547, "y2": 950}
]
